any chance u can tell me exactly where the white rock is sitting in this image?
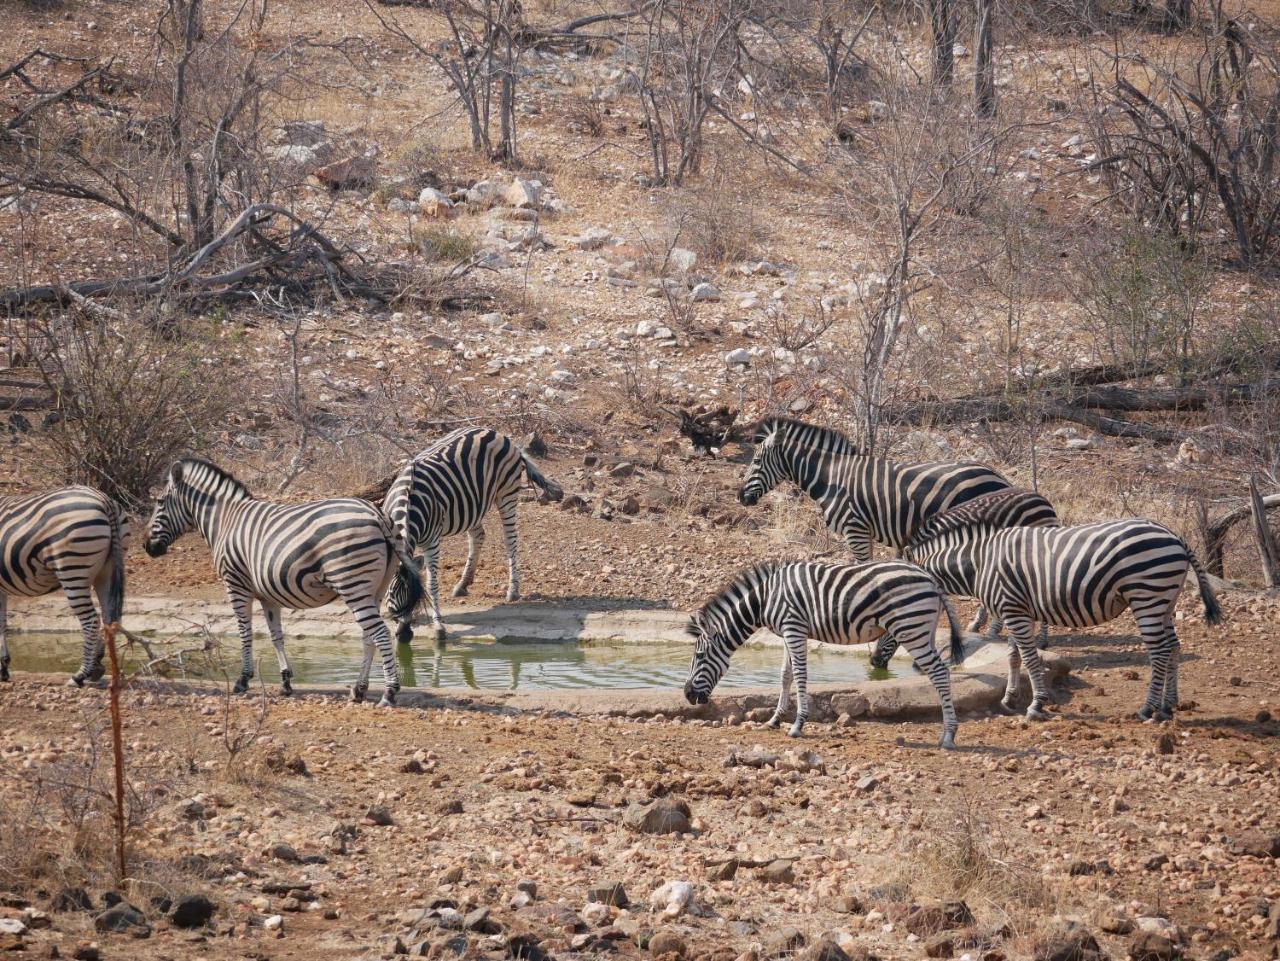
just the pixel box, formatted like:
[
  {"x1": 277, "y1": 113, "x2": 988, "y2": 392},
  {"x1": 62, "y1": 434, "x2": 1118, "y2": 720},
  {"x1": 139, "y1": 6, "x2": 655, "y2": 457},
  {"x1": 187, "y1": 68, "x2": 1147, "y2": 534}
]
[
  {"x1": 635, "y1": 320, "x2": 656, "y2": 337},
  {"x1": 668, "y1": 247, "x2": 697, "y2": 274},
  {"x1": 690, "y1": 282, "x2": 721, "y2": 302},
  {"x1": 953, "y1": 43, "x2": 970, "y2": 57},
  {"x1": 725, "y1": 348, "x2": 751, "y2": 366},
  {"x1": 263, "y1": 915, "x2": 284, "y2": 931},
  {"x1": 1062, "y1": 133, "x2": 1084, "y2": 149},
  {"x1": 1065, "y1": 437, "x2": 1097, "y2": 451},
  {"x1": 466, "y1": 180, "x2": 503, "y2": 207},
  {"x1": 418, "y1": 187, "x2": 455, "y2": 219},
  {"x1": 649, "y1": 880, "x2": 694, "y2": 918},
  {"x1": 0, "y1": 919, "x2": 27, "y2": 935},
  {"x1": 504, "y1": 178, "x2": 543, "y2": 208},
  {"x1": 581, "y1": 902, "x2": 610, "y2": 925}
]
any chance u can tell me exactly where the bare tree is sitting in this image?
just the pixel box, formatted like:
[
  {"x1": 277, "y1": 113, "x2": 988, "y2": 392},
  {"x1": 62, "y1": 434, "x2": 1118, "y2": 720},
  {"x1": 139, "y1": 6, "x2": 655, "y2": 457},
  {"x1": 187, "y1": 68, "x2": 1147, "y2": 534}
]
[
  {"x1": 930, "y1": 0, "x2": 957, "y2": 88},
  {"x1": 974, "y1": 0, "x2": 996, "y2": 117}
]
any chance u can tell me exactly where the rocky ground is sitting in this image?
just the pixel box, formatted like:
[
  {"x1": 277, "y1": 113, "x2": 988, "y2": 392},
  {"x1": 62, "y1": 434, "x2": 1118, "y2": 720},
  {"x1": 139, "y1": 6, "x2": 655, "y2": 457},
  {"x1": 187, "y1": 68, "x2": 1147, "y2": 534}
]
[{"x1": 1, "y1": 597, "x2": 1278, "y2": 961}]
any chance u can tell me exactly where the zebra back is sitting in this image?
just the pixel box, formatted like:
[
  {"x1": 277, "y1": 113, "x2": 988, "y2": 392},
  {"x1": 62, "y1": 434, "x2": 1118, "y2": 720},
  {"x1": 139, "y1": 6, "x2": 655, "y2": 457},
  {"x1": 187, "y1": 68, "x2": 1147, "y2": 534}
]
[{"x1": 753, "y1": 416, "x2": 860, "y2": 454}]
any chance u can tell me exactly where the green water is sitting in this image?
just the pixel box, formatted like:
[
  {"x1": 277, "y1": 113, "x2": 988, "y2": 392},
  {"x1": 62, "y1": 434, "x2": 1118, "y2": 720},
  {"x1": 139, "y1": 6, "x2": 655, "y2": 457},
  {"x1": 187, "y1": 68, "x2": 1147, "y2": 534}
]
[{"x1": 7, "y1": 631, "x2": 900, "y2": 691}]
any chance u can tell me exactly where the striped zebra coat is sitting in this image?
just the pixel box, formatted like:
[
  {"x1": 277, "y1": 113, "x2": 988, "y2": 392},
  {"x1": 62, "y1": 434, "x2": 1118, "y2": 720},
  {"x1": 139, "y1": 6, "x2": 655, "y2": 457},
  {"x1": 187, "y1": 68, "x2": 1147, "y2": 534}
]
[
  {"x1": 384, "y1": 428, "x2": 563, "y2": 643},
  {"x1": 869, "y1": 488, "x2": 1061, "y2": 666},
  {"x1": 684, "y1": 560, "x2": 966, "y2": 747},
  {"x1": 0, "y1": 486, "x2": 128, "y2": 686},
  {"x1": 738, "y1": 417, "x2": 1013, "y2": 558},
  {"x1": 144, "y1": 459, "x2": 423, "y2": 705},
  {"x1": 895, "y1": 516, "x2": 1221, "y2": 721}
]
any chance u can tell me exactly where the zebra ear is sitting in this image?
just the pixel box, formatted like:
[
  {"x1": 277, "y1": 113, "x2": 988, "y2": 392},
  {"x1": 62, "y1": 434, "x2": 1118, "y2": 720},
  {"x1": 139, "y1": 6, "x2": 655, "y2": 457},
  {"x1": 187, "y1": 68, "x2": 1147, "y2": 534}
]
[
  {"x1": 170, "y1": 461, "x2": 184, "y2": 485},
  {"x1": 685, "y1": 617, "x2": 701, "y2": 638}
]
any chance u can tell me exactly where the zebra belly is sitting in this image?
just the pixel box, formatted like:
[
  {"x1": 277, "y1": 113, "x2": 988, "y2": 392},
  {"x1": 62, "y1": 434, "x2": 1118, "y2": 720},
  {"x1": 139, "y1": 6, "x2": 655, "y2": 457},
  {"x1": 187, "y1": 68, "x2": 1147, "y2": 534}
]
[{"x1": 0, "y1": 564, "x2": 60, "y2": 598}]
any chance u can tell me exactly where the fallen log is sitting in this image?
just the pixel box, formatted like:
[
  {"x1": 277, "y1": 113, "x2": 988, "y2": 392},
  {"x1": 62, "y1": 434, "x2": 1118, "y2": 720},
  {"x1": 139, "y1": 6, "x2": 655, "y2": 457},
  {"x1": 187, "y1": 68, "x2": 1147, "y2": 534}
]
[{"x1": 1202, "y1": 491, "x2": 1280, "y2": 578}]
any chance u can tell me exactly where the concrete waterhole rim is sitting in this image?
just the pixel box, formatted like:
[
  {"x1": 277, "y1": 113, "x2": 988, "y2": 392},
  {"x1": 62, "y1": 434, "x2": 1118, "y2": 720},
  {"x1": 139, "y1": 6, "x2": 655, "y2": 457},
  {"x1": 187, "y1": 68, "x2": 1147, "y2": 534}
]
[{"x1": 5, "y1": 595, "x2": 1071, "y2": 724}]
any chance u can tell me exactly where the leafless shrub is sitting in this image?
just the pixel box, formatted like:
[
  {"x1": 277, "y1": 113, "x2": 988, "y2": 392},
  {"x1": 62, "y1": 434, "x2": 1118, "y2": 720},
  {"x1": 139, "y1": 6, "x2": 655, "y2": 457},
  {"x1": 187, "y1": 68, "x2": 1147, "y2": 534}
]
[
  {"x1": 1086, "y1": 14, "x2": 1280, "y2": 270},
  {"x1": 566, "y1": 98, "x2": 608, "y2": 138},
  {"x1": 667, "y1": 168, "x2": 768, "y2": 264},
  {"x1": 28, "y1": 306, "x2": 242, "y2": 509}
]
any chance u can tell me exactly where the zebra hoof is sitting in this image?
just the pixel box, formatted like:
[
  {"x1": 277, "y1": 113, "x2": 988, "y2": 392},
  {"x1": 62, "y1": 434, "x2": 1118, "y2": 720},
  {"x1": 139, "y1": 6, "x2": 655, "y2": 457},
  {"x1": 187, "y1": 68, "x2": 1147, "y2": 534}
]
[
  {"x1": 378, "y1": 686, "x2": 399, "y2": 708},
  {"x1": 939, "y1": 731, "x2": 957, "y2": 750},
  {"x1": 451, "y1": 584, "x2": 469, "y2": 599},
  {"x1": 433, "y1": 625, "x2": 447, "y2": 642},
  {"x1": 232, "y1": 675, "x2": 251, "y2": 695},
  {"x1": 1136, "y1": 705, "x2": 1156, "y2": 722},
  {"x1": 0, "y1": 659, "x2": 9, "y2": 682},
  {"x1": 787, "y1": 722, "x2": 804, "y2": 738},
  {"x1": 1025, "y1": 704, "x2": 1050, "y2": 721},
  {"x1": 506, "y1": 589, "x2": 520, "y2": 603},
  {"x1": 766, "y1": 714, "x2": 782, "y2": 730},
  {"x1": 395, "y1": 622, "x2": 413, "y2": 645},
  {"x1": 67, "y1": 675, "x2": 85, "y2": 688},
  {"x1": 86, "y1": 665, "x2": 105, "y2": 683},
  {"x1": 998, "y1": 697, "x2": 1018, "y2": 715},
  {"x1": 349, "y1": 684, "x2": 368, "y2": 703}
]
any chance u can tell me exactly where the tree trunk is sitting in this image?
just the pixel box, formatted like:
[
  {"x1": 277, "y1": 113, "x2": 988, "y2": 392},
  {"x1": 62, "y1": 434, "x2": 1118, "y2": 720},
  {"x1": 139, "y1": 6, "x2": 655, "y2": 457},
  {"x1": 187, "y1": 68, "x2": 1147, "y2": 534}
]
[
  {"x1": 930, "y1": 0, "x2": 955, "y2": 89},
  {"x1": 1165, "y1": 0, "x2": 1192, "y2": 28},
  {"x1": 1249, "y1": 474, "x2": 1279, "y2": 588},
  {"x1": 974, "y1": 0, "x2": 995, "y2": 118}
]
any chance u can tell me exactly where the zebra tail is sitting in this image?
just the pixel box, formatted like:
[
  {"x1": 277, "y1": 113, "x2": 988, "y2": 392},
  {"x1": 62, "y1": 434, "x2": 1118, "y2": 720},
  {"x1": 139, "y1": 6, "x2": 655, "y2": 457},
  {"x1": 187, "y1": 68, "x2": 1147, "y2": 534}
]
[
  {"x1": 1186, "y1": 549, "x2": 1223, "y2": 626},
  {"x1": 522, "y1": 453, "x2": 564, "y2": 502},
  {"x1": 103, "y1": 502, "x2": 127, "y2": 626},
  {"x1": 942, "y1": 596, "x2": 966, "y2": 666}
]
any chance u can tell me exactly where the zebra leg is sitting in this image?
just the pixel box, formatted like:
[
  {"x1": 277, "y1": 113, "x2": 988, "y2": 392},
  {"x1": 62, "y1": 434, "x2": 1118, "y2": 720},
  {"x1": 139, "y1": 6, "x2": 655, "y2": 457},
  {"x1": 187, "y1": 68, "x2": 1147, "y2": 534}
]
[
  {"x1": 66, "y1": 581, "x2": 104, "y2": 686},
  {"x1": 1160, "y1": 612, "x2": 1181, "y2": 717},
  {"x1": 0, "y1": 593, "x2": 9, "y2": 682},
  {"x1": 452, "y1": 525, "x2": 485, "y2": 598},
  {"x1": 500, "y1": 494, "x2": 520, "y2": 602},
  {"x1": 1037, "y1": 622, "x2": 1050, "y2": 650},
  {"x1": 968, "y1": 606, "x2": 990, "y2": 635},
  {"x1": 227, "y1": 591, "x2": 256, "y2": 694},
  {"x1": 262, "y1": 603, "x2": 294, "y2": 696},
  {"x1": 900, "y1": 625, "x2": 959, "y2": 749},
  {"x1": 784, "y1": 631, "x2": 809, "y2": 738},
  {"x1": 767, "y1": 652, "x2": 793, "y2": 729},
  {"x1": 1006, "y1": 617, "x2": 1049, "y2": 720},
  {"x1": 998, "y1": 635, "x2": 1022, "y2": 713},
  {"x1": 340, "y1": 589, "x2": 400, "y2": 707},
  {"x1": 1135, "y1": 607, "x2": 1177, "y2": 722},
  {"x1": 985, "y1": 616, "x2": 1002, "y2": 640},
  {"x1": 423, "y1": 540, "x2": 446, "y2": 641}
]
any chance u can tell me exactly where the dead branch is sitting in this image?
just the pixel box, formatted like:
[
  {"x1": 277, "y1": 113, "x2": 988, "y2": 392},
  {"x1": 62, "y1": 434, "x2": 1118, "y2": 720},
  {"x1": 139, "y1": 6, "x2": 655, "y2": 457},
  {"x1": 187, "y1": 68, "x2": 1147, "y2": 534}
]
[
  {"x1": 1248, "y1": 475, "x2": 1279, "y2": 588},
  {"x1": 1203, "y1": 491, "x2": 1280, "y2": 577}
]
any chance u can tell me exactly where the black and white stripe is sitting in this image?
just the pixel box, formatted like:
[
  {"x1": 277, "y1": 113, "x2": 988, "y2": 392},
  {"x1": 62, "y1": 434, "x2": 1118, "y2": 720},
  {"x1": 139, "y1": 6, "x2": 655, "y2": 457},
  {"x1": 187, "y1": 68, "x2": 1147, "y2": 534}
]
[
  {"x1": 384, "y1": 428, "x2": 562, "y2": 642},
  {"x1": 144, "y1": 459, "x2": 423, "y2": 705},
  {"x1": 0, "y1": 486, "x2": 128, "y2": 685},
  {"x1": 899, "y1": 516, "x2": 1221, "y2": 720},
  {"x1": 738, "y1": 417, "x2": 1013, "y2": 557},
  {"x1": 683, "y1": 560, "x2": 966, "y2": 747},
  {"x1": 869, "y1": 488, "x2": 1060, "y2": 665}
]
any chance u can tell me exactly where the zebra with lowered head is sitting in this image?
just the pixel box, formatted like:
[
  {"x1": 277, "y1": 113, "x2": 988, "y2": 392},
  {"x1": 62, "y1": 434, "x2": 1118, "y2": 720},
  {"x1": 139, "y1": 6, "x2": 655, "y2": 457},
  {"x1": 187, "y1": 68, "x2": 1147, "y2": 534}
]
[
  {"x1": 144, "y1": 458, "x2": 423, "y2": 705},
  {"x1": 869, "y1": 487, "x2": 1061, "y2": 666},
  {"x1": 384, "y1": 427, "x2": 563, "y2": 643},
  {"x1": 0, "y1": 486, "x2": 128, "y2": 686},
  {"x1": 885, "y1": 514, "x2": 1222, "y2": 721},
  {"x1": 684, "y1": 559, "x2": 966, "y2": 747}
]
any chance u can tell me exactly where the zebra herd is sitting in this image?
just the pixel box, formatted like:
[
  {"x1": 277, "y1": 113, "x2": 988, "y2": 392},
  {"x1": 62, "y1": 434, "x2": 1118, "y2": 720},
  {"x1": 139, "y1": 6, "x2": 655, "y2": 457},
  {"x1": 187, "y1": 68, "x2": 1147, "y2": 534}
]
[{"x1": 0, "y1": 417, "x2": 1221, "y2": 747}]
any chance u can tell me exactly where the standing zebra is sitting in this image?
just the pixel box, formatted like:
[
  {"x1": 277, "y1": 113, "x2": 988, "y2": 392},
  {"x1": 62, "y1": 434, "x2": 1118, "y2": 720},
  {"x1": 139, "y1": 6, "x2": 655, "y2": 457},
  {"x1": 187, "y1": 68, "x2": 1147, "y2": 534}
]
[
  {"x1": 738, "y1": 417, "x2": 1013, "y2": 627},
  {"x1": 683, "y1": 560, "x2": 966, "y2": 747},
  {"x1": 0, "y1": 486, "x2": 128, "y2": 686},
  {"x1": 869, "y1": 488, "x2": 1060, "y2": 666},
  {"x1": 384, "y1": 427, "x2": 563, "y2": 643},
  {"x1": 889, "y1": 515, "x2": 1221, "y2": 721},
  {"x1": 144, "y1": 459, "x2": 423, "y2": 705}
]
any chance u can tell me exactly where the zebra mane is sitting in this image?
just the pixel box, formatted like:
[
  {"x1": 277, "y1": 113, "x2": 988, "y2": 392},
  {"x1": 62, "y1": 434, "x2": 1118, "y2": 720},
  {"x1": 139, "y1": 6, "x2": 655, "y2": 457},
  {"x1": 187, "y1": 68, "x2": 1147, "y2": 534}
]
[
  {"x1": 754, "y1": 416, "x2": 861, "y2": 455},
  {"x1": 173, "y1": 457, "x2": 253, "y2": 501},
  {"x1": 905, "y1": 488, "x2": 1037, "y2": 550},
  {"x1": 691, "y1": 560, "x2": 781, "y2": 630}
]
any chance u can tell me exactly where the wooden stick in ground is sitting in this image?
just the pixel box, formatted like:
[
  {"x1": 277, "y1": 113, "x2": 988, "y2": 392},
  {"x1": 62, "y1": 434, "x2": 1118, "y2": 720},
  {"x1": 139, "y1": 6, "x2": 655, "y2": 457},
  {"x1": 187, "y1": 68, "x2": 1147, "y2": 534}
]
[
  {"x1": 1249, "y1": 475, "x2": 1280, "y2": 589},
  {"x1": 103, "y1": 621, "x2": 128, "y2": 886}
]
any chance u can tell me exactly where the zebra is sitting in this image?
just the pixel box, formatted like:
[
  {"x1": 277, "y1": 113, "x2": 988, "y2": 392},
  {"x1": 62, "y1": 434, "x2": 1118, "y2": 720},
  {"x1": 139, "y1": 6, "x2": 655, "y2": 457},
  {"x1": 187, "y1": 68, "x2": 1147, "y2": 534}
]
[
  {"x1": 0, "y1": 486, "x2": 128, "y2": 686},
  {"x1": 144, "y1": 458, "x2": 423, "y2": 706},
  {"x1": 383, "y1": 427, "x2": 563, "y2": 644},
  {"x1": 683, "y1": 559, "x2": 966, "y2": 748},
  {"x1": 884, "y1": 516, "x2": 1222, "y2": 721},
  {"x1": 869, "y1": 488, "x2": 1061, "y2": 666}
]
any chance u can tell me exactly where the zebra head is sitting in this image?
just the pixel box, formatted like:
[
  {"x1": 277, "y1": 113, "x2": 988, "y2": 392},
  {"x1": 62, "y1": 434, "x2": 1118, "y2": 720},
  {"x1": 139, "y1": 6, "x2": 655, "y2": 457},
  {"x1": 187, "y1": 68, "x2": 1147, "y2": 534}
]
[
  {"x1": 145, "y1": 459, "x2": 249, "y2": 557},
  {"x1": 683, "y1": 565, "x2": 768, "y2": 704},
  {"x1": 738, "y1": 425, "x2": 788, "y2": 506},
  {"x1": 144, "y1": 462, "x2": 197, "y2": 557},
  {"x1": 868, "y1": 631, "x2": 898, "y2": 670},
  {"x1": 683, "y1": 613, "x2": 731, "y2": 705}
]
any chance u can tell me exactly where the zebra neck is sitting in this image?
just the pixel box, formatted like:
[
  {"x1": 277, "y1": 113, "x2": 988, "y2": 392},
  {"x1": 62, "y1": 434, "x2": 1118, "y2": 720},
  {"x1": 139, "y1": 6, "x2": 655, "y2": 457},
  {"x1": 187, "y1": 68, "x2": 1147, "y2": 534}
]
[{"x1": 187, "y1": 488, "x2": 249, "y2": 547}]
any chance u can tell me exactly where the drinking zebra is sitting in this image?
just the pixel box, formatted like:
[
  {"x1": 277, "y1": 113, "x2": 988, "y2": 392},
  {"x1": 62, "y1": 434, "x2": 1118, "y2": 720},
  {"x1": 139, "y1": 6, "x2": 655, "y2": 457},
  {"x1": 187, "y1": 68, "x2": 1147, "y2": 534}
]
[
  {"x1": 144, "y1": 458, "x2": 423, "y2": 705},
  {"x1": 869, "y1": 488, "x2": 1061, "y2": 666},
  {"x1": 683, "y1": 560, "x2": 966, "y2": 747},
  {"x1": 886, "y1": 515, "x2": 1221, "y2": 721},
  {"x1": 384, "y1": 427, "x2": 563, "y2": 643},
  {"x1": 0, "y1": 486, "x2": 128, "y2": 686}
]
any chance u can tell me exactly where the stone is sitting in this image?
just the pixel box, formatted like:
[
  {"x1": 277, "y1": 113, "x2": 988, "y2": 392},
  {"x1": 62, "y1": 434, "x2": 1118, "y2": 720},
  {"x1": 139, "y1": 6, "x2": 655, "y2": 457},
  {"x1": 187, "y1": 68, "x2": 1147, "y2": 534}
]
[
  {"x1": 649, "y1": 881, "x2": 694, "y2": 918},
  {"x1": 581, "y1": 901, "x2": 610, "y2": 926},
  {"x1": 465, "y1": 180, "x2": 504, "y2": 207},
  {"x1": 1233, "y1": 831, "x2": 1280, "y2": 858},
  {"x1": 280, "y1": 120, "x2": 325, "y2": 146},
  {"x1": 707, "y1": 859, "x2": 738, "y2": 881},
  {"x1": 624, "y1": 798, "x2": 692, "y2": 835},
  {"x1": 803, "y1": 940, "x2": 852, "y2": 961},
  {"x1": 1096, "y1": 908, "x2": 1134, "y2": 935},
  {"x1": 831, "y1": 693, "x2": 870, "y2": 718},
  {"x1": 365, "y1": 805, "x2": 394, "y2": 826},
  {"x1": 1033, "y1": 925, "x2": 1103, "y2": 961},
  {"x1": 925, "y1": 934, "x2": 955, "y2": 958},
  {"x1": 609, "y1": 461, "x2": 636, "y2": 479},
  {"x1": 51, "y1": 888, "x2": 93, "y2": 913},
  {"x1": 504, "y1": 179, "x2": 543, "y2": 208},
  {"x1": 587, "y1": 882, "x2": 629, "y2": 908},
  {"x1": 0, "y1": 920, "x2": 25, "y2": 936},
  {"x1": 72, "y1": 945, "x2": 99, "y2": 961},
  {"x1": 508, "y1": 934, "x2": 551, "y2": 961},
  {"x1": 271, "y1": 842, "x2": 301, "y2": 862},
  {"x1": 1154, "y1": 732, "x2": 1175, "y2": 755},
  {"x1": 620, "y1": 495, "x2": 640, "y2": 516},
  {"x1": 854, "y1": 774, "x2": 879, "y2": 793},
  {"x1": 418, "y1": 187, "x2": 456, "y2": 219},
  {"x1": 1128, "y1": 931, "x2": 1175, "y2": 961},
  {"x1": 315, "y1": 152, "x2": 376, "y2": 191},
  {"x1": 439, "y1": 865, "x2": 464, "y2": 884},
  {"x1": 263, "y1": 914, "x2": 284, "y2": 932},
  {"x1": 170, "y1": 894, "x2": 216, "y2": 929},
  {"x1": 763, "y1": 927, "x2": 806, "y2": 958},
  {"x1": 463, "y1": 907, "x2": 500, "y2": 934},
  {"x1": 760, "y1": 859, "x2": 795, "y2": 884},
  {"x1": 690, "y1": 282, "x2": 721, "y2": 302},
  {"x1": 576, "y1": 228, "x2": 614, "y2": 251},
  {"x1": 725, "y1": 348, "x2": 751, "y2": 366},
  {"x1": 667, "y1": 248, "x2": 697, "y2": 274},
  {"x1": 94, "y1": 902, "x2": 147, "y2": 933},
  {"x1": 649, "y1": 930, "x2": 688, "y2": 958}
]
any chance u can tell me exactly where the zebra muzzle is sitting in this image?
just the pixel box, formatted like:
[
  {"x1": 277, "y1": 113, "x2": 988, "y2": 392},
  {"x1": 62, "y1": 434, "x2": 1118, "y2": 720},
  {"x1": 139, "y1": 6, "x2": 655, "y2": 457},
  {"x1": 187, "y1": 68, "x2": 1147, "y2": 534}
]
[
  {"x1": 144, "y1": 539, "x2": 169, "y2": 558},
  {"x1": 684, "y1": 683, "x2": 709, "y2": 706}
]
